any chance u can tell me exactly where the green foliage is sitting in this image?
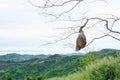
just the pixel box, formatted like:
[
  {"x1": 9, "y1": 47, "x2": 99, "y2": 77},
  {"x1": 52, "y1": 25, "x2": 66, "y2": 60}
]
[
  {"x1": 47, "y1": 55, "x2": 120, "y2": 80},
  {"x1": 45, "y1": 55, "x2": 80, "y2": 77},
  {"x1": 0, "y1": 54, "x2": 81, "y2": 79},
  {"x1": 37, "y1": 75, "x2": 47, "y2": 80},
  {"x1": 24, "y1": 75, "x2": 32, "y2": 80},
  {"x1": 0, "y1": 53, "x2": 49, "y2": 61},
  {"x1": 90, "y1": 57, "x2": 116, "y2": 80},
  {"x1": 0, "y1": 49, "x2": 120, "y2": 80},
  {"x1": 2, "y1": 75, "x2": 13, "y2": 80},
  {"x1": 88, "y1": 56, "x2": 120, "y2": 80},
  {"x1": 80, "y1": 52, "x2": 96, "y2": 67}
]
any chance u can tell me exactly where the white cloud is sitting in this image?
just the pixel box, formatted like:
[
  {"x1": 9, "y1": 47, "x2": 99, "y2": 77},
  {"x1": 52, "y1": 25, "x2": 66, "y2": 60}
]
[{"x1": 0, "y1": 2, "x2": 16, "y2": 9}]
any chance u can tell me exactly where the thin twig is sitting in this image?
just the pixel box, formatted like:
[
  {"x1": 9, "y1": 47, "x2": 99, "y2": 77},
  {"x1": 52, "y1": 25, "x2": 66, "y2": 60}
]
[
  {"x1": 56, "y1": 1, "x2": 81, "y2": 18},
  {"x1": 42, "y1": 32, "x2": 78, "y2": 46},
  {"x1": 86, "y1": 33, "x2": 120, "y2": 47},
  {"x1": 88, "y1": 17, "x2": 120, "y2": 34},
  {"x1": 107, "y1": 34, "x2": 120, "y2": 41},
  {"x1": 86, "y1": 34, "x2": 108, "y2": 46}
]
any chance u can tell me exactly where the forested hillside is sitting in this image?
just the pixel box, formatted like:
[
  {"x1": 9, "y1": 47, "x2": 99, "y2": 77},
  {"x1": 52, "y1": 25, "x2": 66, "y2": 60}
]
[
  {"x1": 0, "y1": 49, "x2": 120, "y2": 80},
  {"x1": 48, "y1": 54, "x2": 120, "y2": 80},
  {"x1": 0, "y1": 53, "x2": 49, "y2": 61},
  {"x1": 0, "y1": 54, "x2": 81, "y2": 80}
]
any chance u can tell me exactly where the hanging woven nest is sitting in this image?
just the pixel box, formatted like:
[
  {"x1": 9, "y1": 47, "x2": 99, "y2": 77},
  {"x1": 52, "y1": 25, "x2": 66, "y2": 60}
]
[{"x1": 75, "y1": 27, "x2": 86, "y2": 51}]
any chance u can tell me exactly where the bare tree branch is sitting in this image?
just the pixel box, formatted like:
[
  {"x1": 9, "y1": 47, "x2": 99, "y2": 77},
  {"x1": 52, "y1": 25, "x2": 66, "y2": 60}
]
[
  {"x1": 46, "y1": 0, "x2": 77, "y2": 8},
  {"x1": 81, "y1": 19, "x2": 89, "y2": 29},
  {"x1": 30, "y1": 0, "x2": 120, "y2": 50},
  {"x1": 29, "y1": 0, "x2": 84, "y2": 19},
  {"x1": 88, "y1": 17, "x2": 120, "y2": 34},
  {"x1": 86, "y1": 34, "x2": 108, "y2": 46},
  {"x1": 42, "y1": 17, "x2": 120, "y2": 49},
  {"x1": 105, "y1": 20, "x2": 120, "y2": 35},
  {"x1": 29, "y1": 0, "x2": 83, "y2": 8},
  {"x1": 43, "y1": 0, "x2": 49, "y2": 8},
  {"x1": 85, "y1": 20, "x2": 103, "y2": 30},
  {"x1": 110, "y1": 18, "x2": 120, "y2": 30},
  {"x1": 107, "y1": 34, "x2": 120, "y2": 41},
  {"x1": 42, "y1": 32, "x2": 78, "y2": 46},
  {"x1": 56, "y1": 1, "x2": 81, "y2": 18},
  {"x1": 86, "y1": 34, "x2": 120, "y2": 47}
]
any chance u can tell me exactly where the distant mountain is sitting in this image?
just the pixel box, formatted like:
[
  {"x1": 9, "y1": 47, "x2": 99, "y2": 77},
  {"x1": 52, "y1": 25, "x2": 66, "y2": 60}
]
[
  {"x1": 95, "y1": 48, "x2": 120, "y2": 54},
  {"x1": 0, "y1": 52, "x2": 83, "y2": 62},
  {"x1": 0, "y1": 53, "x2": 49, "y2": 61},
  {"x1": 0, "y1": 48, "x2": 119, "y2": 61},
  {"x1": 64, "y1": 52, "x2": 84, "y2": 56}
]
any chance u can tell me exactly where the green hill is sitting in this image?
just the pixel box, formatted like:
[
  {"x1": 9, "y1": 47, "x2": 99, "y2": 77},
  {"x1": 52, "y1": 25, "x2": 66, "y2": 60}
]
[
  {"x1": 0, "y1": 54, "x2": 81, "y2": 80},
  {"x1": 0, "y1": 53, "x2": 49, "y2": 61},
  {"x1": 0, "y1": 49, "x2": 120, "y2": 80},
  {"x1": 48, "y1": 53, "x2": 120, "y2": 80}
]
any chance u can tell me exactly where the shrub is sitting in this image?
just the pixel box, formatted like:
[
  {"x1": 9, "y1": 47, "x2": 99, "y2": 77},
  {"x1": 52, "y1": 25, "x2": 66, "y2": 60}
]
[
  {"x1": 24, "y1": 75, "x2": 32, "y2": 80},
  {"x1": 87, "y1": 56, "x2": 120, "y2": 80},
  {"x1": 37, "y1": 75, "x2": 47, "y2": 80},
  {"x1": 80, "y1": 52, "x2": 96, "y2": 68}
]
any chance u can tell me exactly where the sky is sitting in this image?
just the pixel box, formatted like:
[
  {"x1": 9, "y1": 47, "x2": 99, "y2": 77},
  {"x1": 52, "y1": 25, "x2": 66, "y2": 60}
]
[{"x1": 0, "y1": 0, "x2": 120, "y2": 55}]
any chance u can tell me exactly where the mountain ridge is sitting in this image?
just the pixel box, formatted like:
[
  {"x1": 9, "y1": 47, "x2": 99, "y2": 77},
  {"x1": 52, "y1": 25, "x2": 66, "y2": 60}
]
[{"x1": 0, "y1": 48, "x2": 119, "y2": 61}]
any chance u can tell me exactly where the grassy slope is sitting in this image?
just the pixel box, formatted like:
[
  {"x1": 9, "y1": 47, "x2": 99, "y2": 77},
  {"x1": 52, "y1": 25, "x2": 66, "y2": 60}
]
[{"x1": 48, "y1": 55, "x2": 120, "y2": 80}]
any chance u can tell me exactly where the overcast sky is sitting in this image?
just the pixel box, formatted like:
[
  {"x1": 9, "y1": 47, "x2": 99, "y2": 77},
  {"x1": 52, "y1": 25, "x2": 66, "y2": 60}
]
[{"x1": 0, "y1": 0, "x2": 120, "y2": 55}]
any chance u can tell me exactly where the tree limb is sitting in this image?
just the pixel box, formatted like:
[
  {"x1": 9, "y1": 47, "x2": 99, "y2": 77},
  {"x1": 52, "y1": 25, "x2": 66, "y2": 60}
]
[{"x1": 29, "y1": 0, "x2": 120, "y2": 50}]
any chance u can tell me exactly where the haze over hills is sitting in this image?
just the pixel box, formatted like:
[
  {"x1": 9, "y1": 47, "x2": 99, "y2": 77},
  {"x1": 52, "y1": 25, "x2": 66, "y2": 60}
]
[
  {"x1": 0, "y1": 53, "x2": 49, "y2": 61},
  {"x1": 0, "y1": 48, "x2": 119, "y2": 61},
  {"x1": 94, "y1": 48, "x2": 120, "y2": 54}
]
